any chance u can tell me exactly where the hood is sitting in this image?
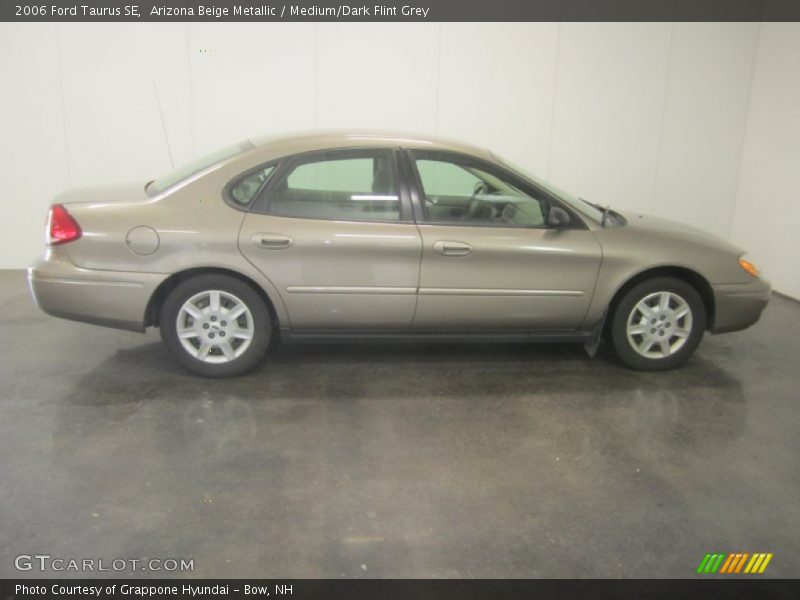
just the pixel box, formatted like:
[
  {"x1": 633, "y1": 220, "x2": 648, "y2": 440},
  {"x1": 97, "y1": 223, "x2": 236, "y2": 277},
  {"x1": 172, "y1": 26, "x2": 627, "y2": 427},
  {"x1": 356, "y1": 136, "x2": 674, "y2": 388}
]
[
  {"x1": 54, "y1": 182, "x2": 149, "y2": 206},
  {"x1": 618, "y1": 210, "x2": 745, "y2": 254}
]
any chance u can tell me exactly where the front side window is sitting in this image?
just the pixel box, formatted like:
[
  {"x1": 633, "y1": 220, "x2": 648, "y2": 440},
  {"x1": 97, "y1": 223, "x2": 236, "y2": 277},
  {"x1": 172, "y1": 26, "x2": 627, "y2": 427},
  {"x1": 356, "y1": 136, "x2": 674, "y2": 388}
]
[
  {"x1": 413, "y1": 153, "x2": 547, "y2": 227},
  {"x1": 267, "y1": 150, "x2": 399, "y2": 221}
]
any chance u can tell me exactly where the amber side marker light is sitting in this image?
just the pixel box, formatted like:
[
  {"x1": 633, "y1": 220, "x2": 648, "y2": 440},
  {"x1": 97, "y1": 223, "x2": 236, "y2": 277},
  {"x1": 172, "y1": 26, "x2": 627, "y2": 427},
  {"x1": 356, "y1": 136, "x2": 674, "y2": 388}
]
[{"x1": 739, "y1": 256, "x2": 760, "y2": 277}]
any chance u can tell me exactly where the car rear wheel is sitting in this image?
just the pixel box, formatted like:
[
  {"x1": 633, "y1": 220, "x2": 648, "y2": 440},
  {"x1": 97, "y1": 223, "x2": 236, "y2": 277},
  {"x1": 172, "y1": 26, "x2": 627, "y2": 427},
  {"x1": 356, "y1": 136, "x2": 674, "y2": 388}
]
[
  {"x1": 609, "y1": 276, "x2": 706, "y2": 371},
  {"x1": 160, "y1": 274, "x2": 270, "y2": 377}
]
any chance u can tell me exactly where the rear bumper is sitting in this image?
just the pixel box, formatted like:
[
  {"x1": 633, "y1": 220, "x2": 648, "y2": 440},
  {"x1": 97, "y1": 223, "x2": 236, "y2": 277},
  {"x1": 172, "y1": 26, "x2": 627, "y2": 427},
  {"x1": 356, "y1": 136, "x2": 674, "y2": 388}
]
[
  {"x1": 711, "y1": 278, "x2": 771, "y2": 334},
  {"x1": 28, "y1": 250, "x2": 166, "y2": 332}
]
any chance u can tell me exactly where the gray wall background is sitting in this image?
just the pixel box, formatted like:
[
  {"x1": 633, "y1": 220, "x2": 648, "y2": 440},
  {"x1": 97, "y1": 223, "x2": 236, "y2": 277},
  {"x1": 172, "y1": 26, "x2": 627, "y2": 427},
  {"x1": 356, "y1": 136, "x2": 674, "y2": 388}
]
[{"x1": 1, "y1": 22, "x2": 797, "y2": 298}]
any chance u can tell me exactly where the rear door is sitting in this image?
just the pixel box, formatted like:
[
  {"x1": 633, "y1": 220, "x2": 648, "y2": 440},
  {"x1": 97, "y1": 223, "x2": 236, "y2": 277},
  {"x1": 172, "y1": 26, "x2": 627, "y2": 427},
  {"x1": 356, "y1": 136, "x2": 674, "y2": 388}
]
[
  {"x1": 238, "y1": 148, "x2": 422, "y2": 330},
  {"x1": 404, "y1": 150, "x2": 602, "y2": 331}
]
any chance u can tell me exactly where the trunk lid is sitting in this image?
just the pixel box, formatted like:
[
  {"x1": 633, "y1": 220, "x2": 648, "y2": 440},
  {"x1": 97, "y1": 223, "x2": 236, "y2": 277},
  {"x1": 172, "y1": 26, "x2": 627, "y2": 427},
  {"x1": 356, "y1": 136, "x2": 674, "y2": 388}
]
[{"x1": 55, "y1": 182, "x2": 149, "y2": 206}]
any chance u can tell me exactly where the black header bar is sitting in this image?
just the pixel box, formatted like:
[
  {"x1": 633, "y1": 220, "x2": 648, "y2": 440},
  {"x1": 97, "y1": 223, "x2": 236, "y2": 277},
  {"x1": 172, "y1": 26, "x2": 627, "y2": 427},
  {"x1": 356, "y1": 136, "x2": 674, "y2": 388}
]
[{"x1": 4, "y1": 0, "x2": 800, "y2": 22}]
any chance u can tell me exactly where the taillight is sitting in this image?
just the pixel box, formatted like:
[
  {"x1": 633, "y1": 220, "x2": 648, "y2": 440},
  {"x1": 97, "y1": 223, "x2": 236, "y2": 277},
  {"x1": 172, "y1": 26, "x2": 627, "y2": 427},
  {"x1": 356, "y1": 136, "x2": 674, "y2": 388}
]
[{"x1": 46, "y1": 204, "x2": 82, "y2": 245}]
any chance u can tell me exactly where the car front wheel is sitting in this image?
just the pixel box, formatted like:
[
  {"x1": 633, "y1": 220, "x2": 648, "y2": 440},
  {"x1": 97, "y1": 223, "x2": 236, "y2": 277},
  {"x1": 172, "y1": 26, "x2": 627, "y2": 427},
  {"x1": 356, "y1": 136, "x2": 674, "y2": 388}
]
[
  {"x1": 609, "y1": 276, "x2": 706, "y2": 371},
  {"x1": 160, "y1": 274, "x2": 271, "y2": 377}
]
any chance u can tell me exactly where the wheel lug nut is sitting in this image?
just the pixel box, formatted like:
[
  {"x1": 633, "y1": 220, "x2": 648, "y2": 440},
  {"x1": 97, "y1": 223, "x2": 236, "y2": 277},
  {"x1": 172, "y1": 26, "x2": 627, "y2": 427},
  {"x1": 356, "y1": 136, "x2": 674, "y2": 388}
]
[
  {"x1": 221, "y1": 321, "x2": 227, "y2": 326},
  {"x1": 660, "y1": 315, "x2": 666, "y2": 320},
  {"x1": 659, "y1": 331, "x2": 664, "y2": 336},
  {"x1": 666, "y1": 323, "x2": 671, "y2": 327},
  {"x1": 219, "y1": 331, "x2": 226, "y2": 337},
  {"x1": 650, "y1": 328, "x2": 656, "y2": 334},
  {"x1": 210, "y1": 316, "x2": 217, "y2": 322},
  {"x1": 209, "y1": 333, "x2": 215, "y2": 338},
  {"x1": 651, "y1": 319, "x2": 656, "y2": 324},
  {"x1": 203, "y1": 323, "x2": 210, "y2": 329}
]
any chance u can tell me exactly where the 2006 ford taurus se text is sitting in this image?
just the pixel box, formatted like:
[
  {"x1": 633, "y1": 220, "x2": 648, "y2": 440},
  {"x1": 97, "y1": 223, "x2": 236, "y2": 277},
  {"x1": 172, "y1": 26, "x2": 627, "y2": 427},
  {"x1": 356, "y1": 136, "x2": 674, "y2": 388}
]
[{"x1": 29, "y1": 131, "x2": 770, "y2": 376}]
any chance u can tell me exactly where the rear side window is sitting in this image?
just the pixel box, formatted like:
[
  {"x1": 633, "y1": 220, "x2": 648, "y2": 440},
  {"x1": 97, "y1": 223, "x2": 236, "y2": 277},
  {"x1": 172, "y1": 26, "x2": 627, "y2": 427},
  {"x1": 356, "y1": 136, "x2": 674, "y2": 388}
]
[
  {"x1": 288, "y1": 158, "x2": 375, "y2": 192},
  {"x1": 266, "y1": 150, "x2": 399, "y2": 222}
]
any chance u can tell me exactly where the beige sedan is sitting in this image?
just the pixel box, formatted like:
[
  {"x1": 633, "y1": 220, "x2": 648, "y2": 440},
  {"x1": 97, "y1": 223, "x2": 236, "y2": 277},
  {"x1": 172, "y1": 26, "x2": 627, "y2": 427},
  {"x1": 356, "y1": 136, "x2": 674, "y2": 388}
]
[{"x1": 28, "y1": 131, "x2": 770, "y2": 376}]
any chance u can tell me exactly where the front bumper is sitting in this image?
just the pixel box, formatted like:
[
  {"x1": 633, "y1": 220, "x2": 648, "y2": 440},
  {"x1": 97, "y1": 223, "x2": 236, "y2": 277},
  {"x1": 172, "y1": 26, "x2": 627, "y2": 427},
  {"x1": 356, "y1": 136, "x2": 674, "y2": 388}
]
[
  {"x1": 28, "y1": 249, "x2": 167, "y2": 332},
  {"x1": 711, "y1": 277, "x2": 771, "y2": 334}
]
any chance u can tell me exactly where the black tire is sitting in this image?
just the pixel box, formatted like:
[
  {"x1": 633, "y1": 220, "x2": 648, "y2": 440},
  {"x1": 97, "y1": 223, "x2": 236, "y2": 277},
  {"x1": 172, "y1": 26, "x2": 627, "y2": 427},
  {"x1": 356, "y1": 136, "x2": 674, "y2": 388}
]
[
  {"x1": 159, "y1": 274, "x2": 271, "y2": 377},
  {"x1": 608, "y1": 276, "x2": 706, "y2": 371}
]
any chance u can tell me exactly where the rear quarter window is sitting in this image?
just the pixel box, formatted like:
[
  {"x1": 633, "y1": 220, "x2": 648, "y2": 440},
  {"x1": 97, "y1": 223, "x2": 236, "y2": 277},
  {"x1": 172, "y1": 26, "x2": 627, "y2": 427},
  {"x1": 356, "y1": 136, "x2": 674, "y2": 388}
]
[{"x1": 230, "y1": 165, "x2": 276, "y2": 206}]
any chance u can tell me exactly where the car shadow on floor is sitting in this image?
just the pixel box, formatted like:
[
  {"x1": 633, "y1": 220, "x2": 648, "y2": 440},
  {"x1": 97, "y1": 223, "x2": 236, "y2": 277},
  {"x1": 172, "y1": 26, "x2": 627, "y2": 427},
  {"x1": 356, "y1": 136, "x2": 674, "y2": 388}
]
[{"x1": 55, "y1": 338, "x2": 747, "y2": 448}]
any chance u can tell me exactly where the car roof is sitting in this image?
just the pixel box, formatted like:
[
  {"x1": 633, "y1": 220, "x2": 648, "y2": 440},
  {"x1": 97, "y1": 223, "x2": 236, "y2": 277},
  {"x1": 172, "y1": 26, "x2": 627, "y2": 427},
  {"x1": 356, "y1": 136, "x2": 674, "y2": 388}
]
[{"x1": 247, "y1": 129, "x2": 495, "y2": 161}]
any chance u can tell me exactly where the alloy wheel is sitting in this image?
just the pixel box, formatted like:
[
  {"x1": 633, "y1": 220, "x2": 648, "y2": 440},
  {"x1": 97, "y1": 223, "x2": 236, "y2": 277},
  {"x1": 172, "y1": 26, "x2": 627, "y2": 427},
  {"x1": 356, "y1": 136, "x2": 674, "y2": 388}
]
[
  {"x1": 626, "y1": 291, "x2": 693, "y2": 359},
  {"x1": 176, "y1": 290, "x2": 254, "y2": 363}
]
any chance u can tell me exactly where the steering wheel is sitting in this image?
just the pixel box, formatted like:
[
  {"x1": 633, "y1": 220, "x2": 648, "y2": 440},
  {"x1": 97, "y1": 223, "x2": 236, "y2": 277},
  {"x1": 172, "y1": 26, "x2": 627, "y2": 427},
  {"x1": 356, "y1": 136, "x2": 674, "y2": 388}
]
[{"x1": 462, "y1": 181, "x2": 490, "y2": 221}]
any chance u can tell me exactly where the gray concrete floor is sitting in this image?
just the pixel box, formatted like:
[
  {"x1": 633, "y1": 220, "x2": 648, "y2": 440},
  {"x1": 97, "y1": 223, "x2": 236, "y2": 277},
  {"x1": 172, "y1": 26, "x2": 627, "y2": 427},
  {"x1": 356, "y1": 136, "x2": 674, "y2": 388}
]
[{"x1": 0, "y1": 269, "x2": 798, "y2": 579}]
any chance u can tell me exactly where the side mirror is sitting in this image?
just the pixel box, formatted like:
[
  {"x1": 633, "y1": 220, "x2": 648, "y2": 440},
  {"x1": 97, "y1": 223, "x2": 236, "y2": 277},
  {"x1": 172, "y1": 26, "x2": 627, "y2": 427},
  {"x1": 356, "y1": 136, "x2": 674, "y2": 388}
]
[{"x1": 547, "y1": 206, "x2": 571, "y2": 228}]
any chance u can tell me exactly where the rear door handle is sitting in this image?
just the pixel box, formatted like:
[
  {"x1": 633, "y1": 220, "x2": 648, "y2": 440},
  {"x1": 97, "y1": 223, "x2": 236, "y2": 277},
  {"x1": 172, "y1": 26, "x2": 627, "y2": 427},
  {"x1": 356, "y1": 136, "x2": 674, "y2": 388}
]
[
  {"x1": 433, "y1": 240, "x2": 472, "y2": 257},
  {"x1": 252, "y1": 233, "x2": 293, "y2": 249}
]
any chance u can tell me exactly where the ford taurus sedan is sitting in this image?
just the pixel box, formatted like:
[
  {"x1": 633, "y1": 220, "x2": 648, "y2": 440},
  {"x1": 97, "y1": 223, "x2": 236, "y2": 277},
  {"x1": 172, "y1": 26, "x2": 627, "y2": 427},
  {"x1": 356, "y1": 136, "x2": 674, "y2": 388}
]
[{"x1": 28, "y1": 131, "x2": 770, "y2": 376}]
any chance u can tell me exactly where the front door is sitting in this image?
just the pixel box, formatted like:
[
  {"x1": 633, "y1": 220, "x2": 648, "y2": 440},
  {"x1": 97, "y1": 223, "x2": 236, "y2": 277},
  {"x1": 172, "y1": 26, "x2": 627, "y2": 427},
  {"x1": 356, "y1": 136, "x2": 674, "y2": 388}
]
[
  {"x1": 405, "y1": 150, "x2": 602, "y2": 331},
  {"x1": 238, "y1": 148, "x2": 421, "y2": 330}
]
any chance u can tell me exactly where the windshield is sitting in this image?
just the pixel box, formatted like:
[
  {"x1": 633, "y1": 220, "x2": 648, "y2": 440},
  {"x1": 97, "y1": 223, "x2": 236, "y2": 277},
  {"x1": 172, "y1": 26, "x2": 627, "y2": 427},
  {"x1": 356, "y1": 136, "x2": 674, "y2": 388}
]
[
  {"x1": 494, "y1": 155, "x2": 605, "y2": 224},
  {"x1": 148, "y1": 141, "x2": 252, "y2": 195}
]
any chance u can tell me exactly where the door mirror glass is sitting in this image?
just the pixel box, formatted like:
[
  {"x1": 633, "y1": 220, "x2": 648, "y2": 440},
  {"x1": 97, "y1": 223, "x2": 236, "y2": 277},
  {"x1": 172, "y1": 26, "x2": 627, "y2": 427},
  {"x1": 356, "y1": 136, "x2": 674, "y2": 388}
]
[{"x1": 547, "y1": 206, "x2": 571, "y2": 228}]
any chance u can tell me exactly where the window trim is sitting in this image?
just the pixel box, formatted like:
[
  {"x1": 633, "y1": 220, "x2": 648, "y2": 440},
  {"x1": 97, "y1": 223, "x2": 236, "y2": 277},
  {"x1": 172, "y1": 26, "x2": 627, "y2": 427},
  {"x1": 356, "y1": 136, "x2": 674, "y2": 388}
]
[
  {"x1": 249, "y1": 147, "x2": 413, "y2": 224},
  {"x1": 402, "y1": 148, "x2": 588, "y2": 230}
]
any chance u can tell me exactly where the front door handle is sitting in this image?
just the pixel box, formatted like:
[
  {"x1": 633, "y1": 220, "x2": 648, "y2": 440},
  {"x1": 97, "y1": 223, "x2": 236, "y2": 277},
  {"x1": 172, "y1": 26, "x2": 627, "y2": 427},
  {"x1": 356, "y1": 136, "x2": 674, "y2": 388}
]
[
  {"x1": 433, "y1": 240, "x2": 472, "y2": 257},
  {"x1": 252, "y1": 233, "x2": 293, "y2": 249}
]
